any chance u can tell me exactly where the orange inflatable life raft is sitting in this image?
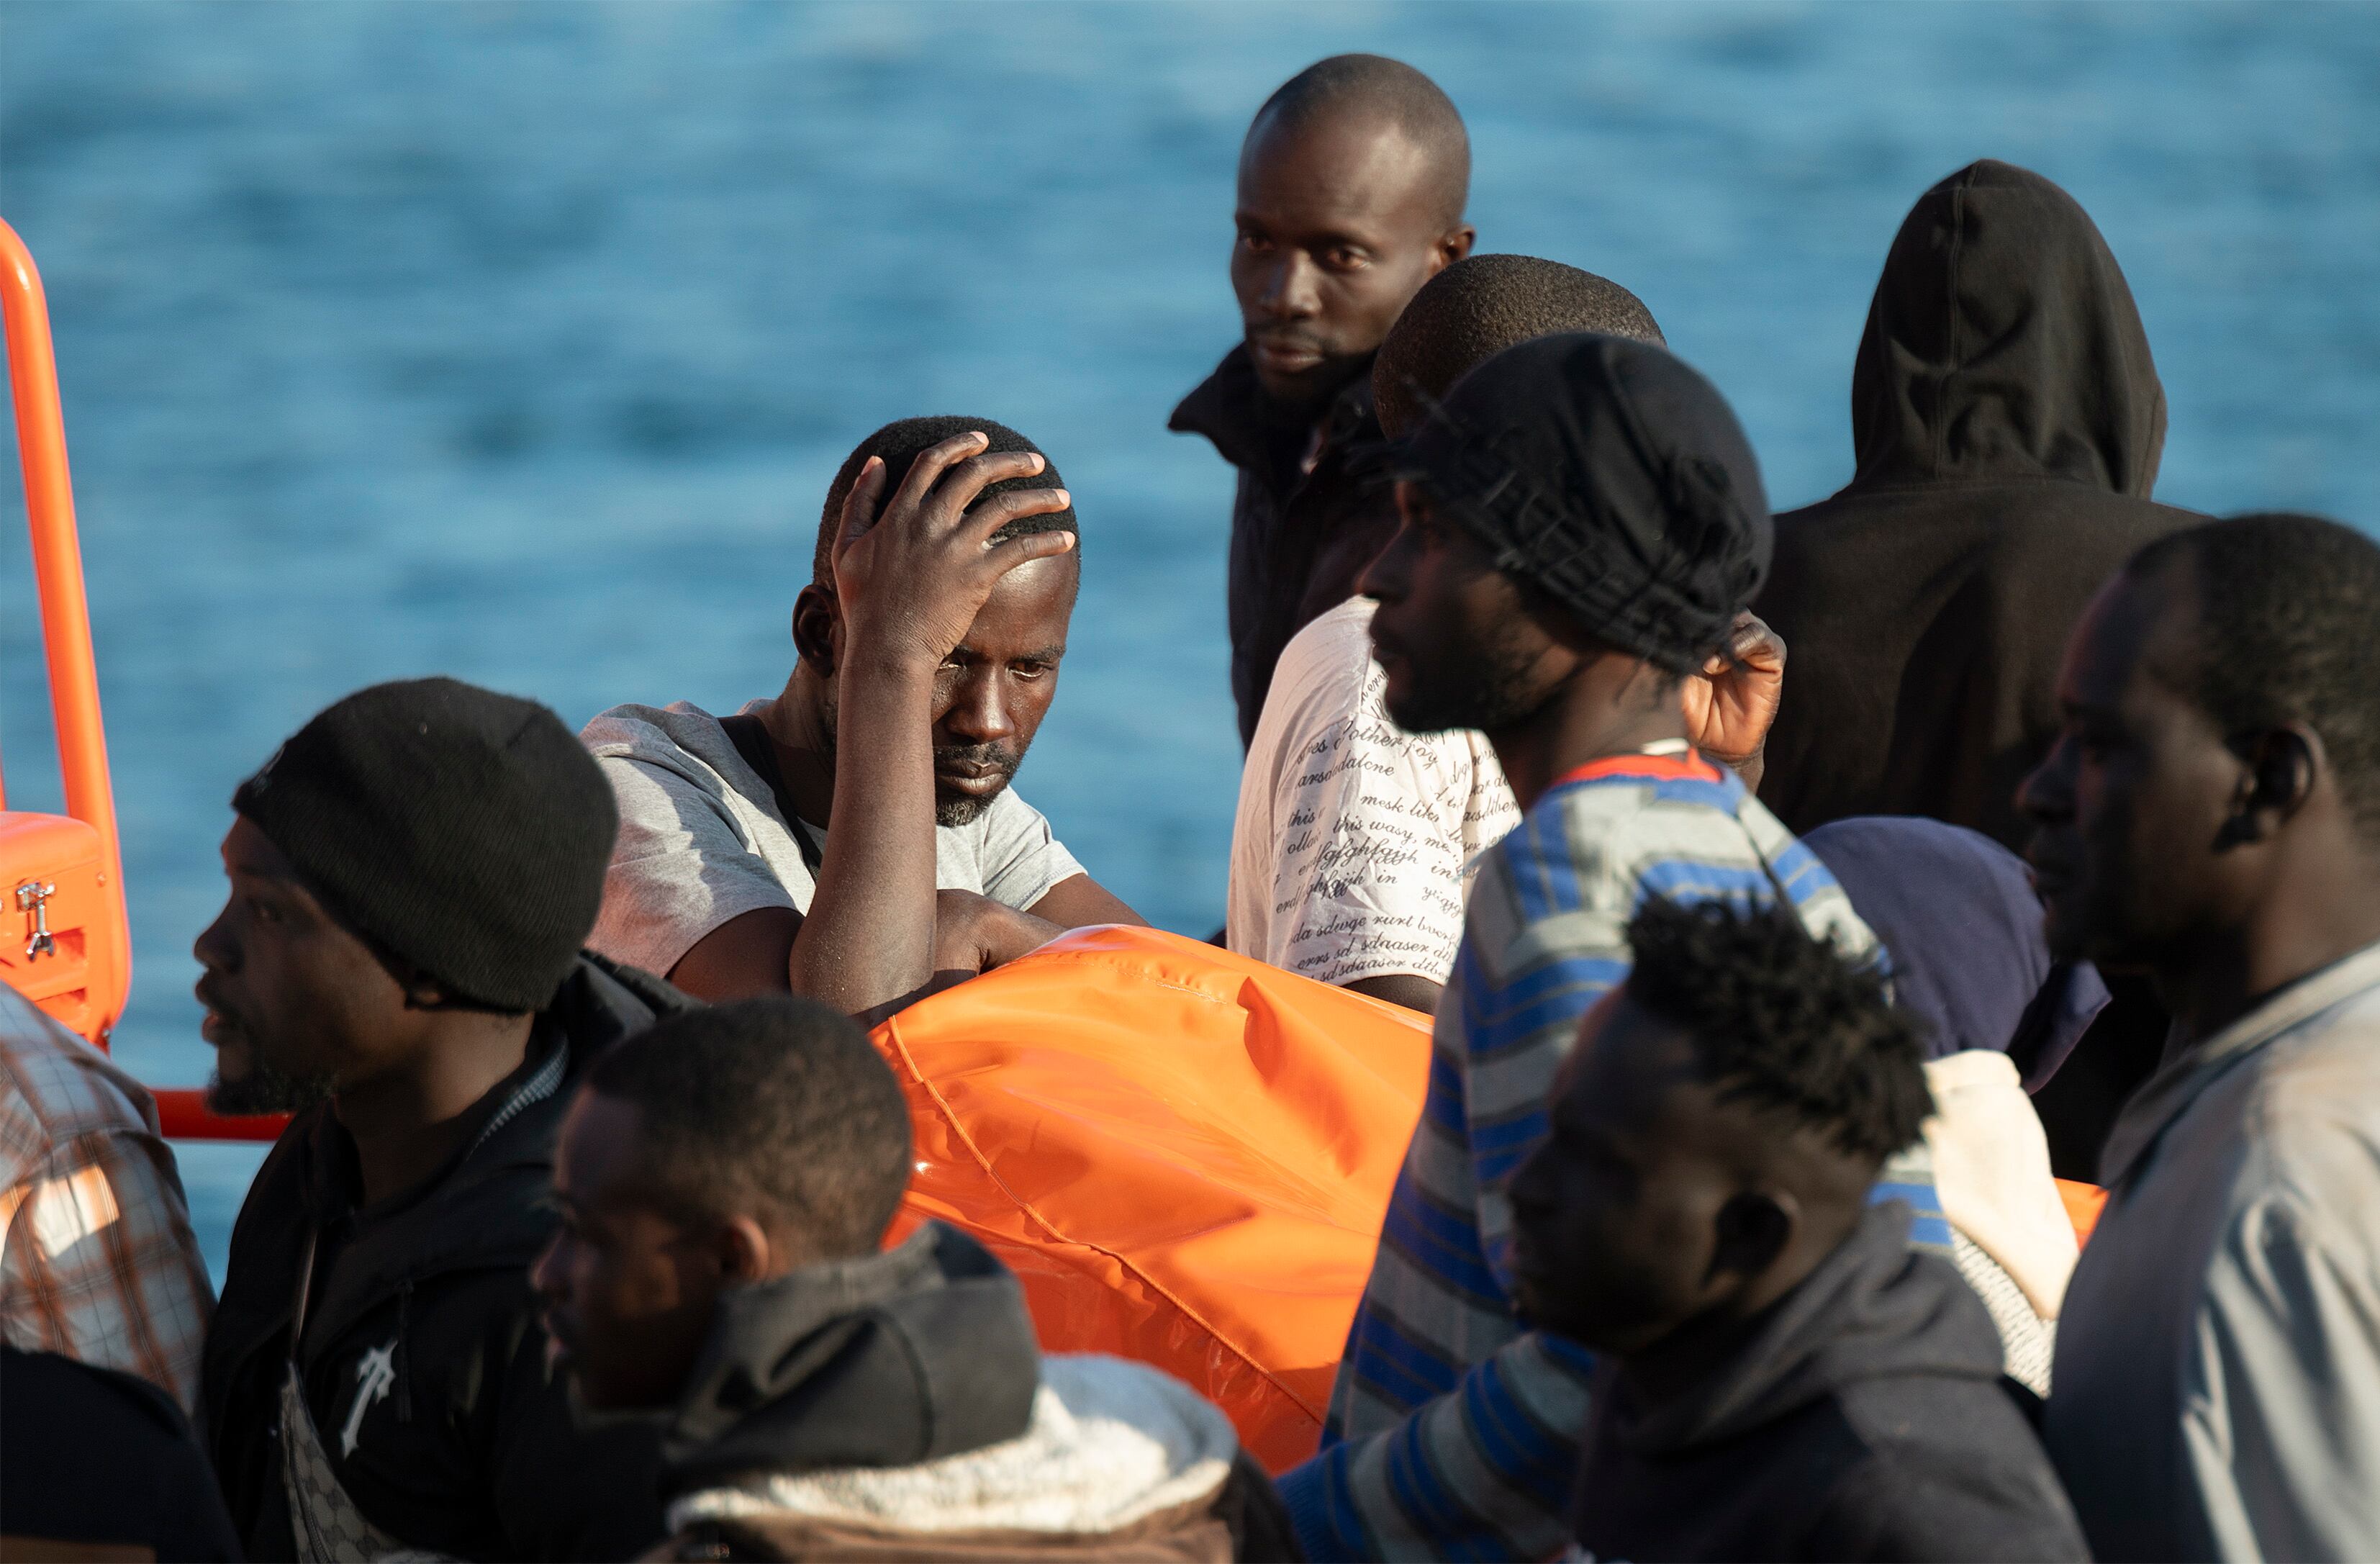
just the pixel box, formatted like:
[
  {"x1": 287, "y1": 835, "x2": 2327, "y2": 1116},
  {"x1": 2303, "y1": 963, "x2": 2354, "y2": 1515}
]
[{"x1": 874, "y1": 924, "x2": 1432, "y2": 1474}]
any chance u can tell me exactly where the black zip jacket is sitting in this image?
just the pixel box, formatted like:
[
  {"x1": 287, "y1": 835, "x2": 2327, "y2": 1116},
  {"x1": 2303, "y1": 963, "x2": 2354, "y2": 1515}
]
[
  {"x1": 1570, "y1": 1205, "x2": 2089, "y2": 1564},
  {"x1": 1755, "y1": 159, "x2": 2200, "y2": 855},
  {"x1": 200, "y1": 953, "x2": 694, "y2": 1561},
  {"x1": 1171, "y1": 345, "x2": 1399, "y2": 748},
  {"x1": 4, "y1": 1344, "x2": 242, "y2": 1560}
]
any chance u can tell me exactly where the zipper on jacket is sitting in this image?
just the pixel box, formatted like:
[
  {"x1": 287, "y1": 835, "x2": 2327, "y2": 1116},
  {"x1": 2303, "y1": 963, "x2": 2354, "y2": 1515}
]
[{"x1": 394, "y1": 1277, "x2": 415, "y2": 1423}]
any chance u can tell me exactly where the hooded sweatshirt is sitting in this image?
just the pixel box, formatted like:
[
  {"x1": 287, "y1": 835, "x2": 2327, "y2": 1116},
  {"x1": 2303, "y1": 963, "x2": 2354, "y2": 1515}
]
[
  {"x1": 649, "y1": 1222, "x2": 1299, "y2": 1562},
  {"x1": 1569, "y1": 1204, "x2": 2089, "y2": 1564},
  {"x1": 1755, "y1": 159, "x2": 2200, "y2": 855},
  {"x1": 202, "y1": 953, "x2": 693, "y2": 1560}
]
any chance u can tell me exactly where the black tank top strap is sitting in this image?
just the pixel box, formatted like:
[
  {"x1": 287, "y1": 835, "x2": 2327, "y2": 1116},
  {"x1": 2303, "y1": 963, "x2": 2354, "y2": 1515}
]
[{"x1": 718, "y1": 712, "x2": 825, "y2": 876}]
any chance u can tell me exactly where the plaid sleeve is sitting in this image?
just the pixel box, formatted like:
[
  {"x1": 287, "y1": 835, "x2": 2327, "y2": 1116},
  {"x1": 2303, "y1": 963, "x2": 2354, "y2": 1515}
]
[{"x1": 1, "y1": 1113, "x2": 215, "y2": 1413}]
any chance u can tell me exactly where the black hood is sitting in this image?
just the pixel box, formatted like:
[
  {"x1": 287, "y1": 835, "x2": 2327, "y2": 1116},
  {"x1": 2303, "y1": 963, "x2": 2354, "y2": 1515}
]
[
  {"x1": 1850, "y1": 158, "x2": 2166, "y2": 497},
  {"x1": 659, "y1": 1221, "x2": 1041, "y2": 1495},
  {"x1": 1611, "y1": 1203, "x2": 2006, "y2": 1457}
]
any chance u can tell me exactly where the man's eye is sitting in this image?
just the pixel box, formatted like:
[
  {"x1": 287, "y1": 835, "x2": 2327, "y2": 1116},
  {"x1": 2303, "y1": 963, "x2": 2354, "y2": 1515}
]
[
  {"x1": 1238, "y1": 230, "x2": 1272, "y2": 252},
  {"x1": 1324, "y1": 247, "x2": 1367, "y2": 271},
  {"x1": 245, "y1": 896, "x2": 281, "y2": 924},
  {"x1": 1011, "y1": 663, "x2": 1051, "y2": 680}
]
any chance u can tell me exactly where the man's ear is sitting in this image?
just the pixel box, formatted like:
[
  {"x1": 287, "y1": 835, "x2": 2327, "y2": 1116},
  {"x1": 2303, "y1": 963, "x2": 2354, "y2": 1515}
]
[
  {"x1": 717, "y1": 1215, "x2": 780, "y2": 1285},
  {"x1": 1711, "y1": 1190, "x2": 1794, "y2": 1283},
  {"x1": 2224, "y1": 725, "x2": 2322, "y2": 846},
  {"x1": 1437, "y1": 224, "x2": 1477, "y2": 270},
  {"x1": 792, "y1": 584, "x2": 841, "y2": 677}
]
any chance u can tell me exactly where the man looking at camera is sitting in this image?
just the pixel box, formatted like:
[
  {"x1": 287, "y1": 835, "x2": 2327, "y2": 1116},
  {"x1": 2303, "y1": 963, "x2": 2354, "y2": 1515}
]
[
  {"x1": 584, "y1": 419, "x2": 1141, "y2": 1021},
  {"x1": 1172, "y1": 53, "x2": 1475, "y2": 746}
]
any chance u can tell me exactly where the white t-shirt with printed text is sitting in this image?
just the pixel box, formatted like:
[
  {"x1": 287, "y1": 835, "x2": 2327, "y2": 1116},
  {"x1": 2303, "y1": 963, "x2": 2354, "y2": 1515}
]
[{"x1": 1226, "y1": 598, "x2": 1521, "y2": 987}]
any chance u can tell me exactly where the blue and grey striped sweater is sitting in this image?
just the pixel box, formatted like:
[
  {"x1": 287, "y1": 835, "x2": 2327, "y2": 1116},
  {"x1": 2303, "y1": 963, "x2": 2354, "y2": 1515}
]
[{"x1": 1279, "y1": 749, "x2": 1951, "y2": 1561}]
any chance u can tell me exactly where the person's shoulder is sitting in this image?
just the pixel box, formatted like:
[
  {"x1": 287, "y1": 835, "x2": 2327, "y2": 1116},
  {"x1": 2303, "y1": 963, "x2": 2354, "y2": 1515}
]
[
  {"x1": 4, "y1": 1342, "x2": 194, "y2": 1442},
  {"x1": 0, "y1": 987, "x2": 154, "y2": 1157},
  {"x1": 1818, "y1": 1378, "x2": 2089, "y2": 1562},
  {"x1": 581, "y1": 700, "x2": 727, "y2": 761},
  {"x1": 1254, "y1": 597, "x2": 1383, "y2": 747}
]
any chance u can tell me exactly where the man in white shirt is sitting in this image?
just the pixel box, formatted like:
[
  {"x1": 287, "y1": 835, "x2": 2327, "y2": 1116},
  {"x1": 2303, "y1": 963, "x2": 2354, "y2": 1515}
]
[
  {"x1": 585, "y1": 418, "x2": 1141, "y2": 1018},
  {"x1": 1230, "y1": 256, "x2": 1786, "y2": 1013}
]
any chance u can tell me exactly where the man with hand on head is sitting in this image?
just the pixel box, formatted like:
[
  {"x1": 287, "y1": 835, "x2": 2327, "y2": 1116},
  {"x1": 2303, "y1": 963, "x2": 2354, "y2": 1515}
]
[
  {"x1": 1172, "y1": 53, "x2": 1475, "y2": 746},
  {"x1": 534, "y1": 996, "x2": 1300, "y2": 1561},
  {"x1": 2025, "y1": 515, "x2": 2380, "y2": 1562},
  {"x1": 1278, "y1": 331, "x2": 1879, "y2": 1561},
  {"x1": 1228, "y1": 255, "x2": 1791, "y2": 1015},
  {"x1": 198, "y1": 677, "x2": 692, "y2": 1560},
  {"x1": 584, "y1": 420, "x2": 1141, "y2": 1021},
  {"x1": 1513, "y1": 899, "x2": 2087, "y2": 1563}
]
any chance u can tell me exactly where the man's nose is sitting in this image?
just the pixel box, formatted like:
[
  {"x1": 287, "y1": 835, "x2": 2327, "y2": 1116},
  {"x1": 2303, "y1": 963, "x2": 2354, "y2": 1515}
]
[
  {"x1": 1257, "y1": 249, "x2": 1322, "y2": 321},
  {"x1": 528, "y1": 1232, "x2": 566, "y2": 1301},
  {"x1": 941, "y1": 671, "x2": 1014, "y2": 743},
  {"x1": 1358, "y1": 523, "x2": 1414, "y2": 604},
  {"x1": 2017, "y1": 736, "x2": 2076, "y2": 822},
  {"x1": 192, "y1": 900, "x2": 235, "y2": 972}
]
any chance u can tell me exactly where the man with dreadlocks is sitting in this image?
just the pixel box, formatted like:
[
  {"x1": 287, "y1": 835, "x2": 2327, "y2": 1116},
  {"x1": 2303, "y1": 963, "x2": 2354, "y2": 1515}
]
[{"x1": 1172, "y1": 54, "x2": 1475, "y2": 749}]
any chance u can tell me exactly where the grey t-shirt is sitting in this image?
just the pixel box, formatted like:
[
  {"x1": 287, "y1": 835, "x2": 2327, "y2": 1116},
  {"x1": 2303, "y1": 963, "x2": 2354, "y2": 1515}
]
[{"x1": 581, "y1": 700, "x2": 1087, "y2": 979}]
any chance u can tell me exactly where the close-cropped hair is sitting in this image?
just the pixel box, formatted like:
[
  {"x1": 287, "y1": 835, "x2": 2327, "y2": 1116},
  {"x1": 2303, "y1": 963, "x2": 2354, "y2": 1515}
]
[
  {"x1": 1250, "y1": 54, "x2": 1470, "y2": 230},
  {"x1": 1375, "y1": 255, "x2": 1666, "y2": 437},
  {"x1": 2126, "y1": 512, "x2": 2380, "y2": 842},
  {"x1": 813, "y1": 415, "x2": 1076, "y2": 590},
  {"x1": 1624, "y1": 898, "x2": 1931, "y2": 1165},
  {"x1": 583, "y1": 996, "x2": 913, "y2": 1258}
]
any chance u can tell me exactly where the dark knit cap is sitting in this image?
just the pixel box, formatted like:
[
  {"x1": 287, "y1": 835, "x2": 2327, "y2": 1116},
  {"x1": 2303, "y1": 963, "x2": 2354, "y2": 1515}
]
[
  {"x1": 232, "y1": 677, "x2": 617, "y2": 1012},
  {"x1": 1394, "y1": 331, "x2": 1773, "y2": 672}
]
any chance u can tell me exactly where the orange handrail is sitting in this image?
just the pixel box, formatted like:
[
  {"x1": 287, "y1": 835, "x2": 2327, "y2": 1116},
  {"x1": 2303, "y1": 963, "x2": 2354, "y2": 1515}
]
[{"x1": 0, "y1": 218, "x2": 128, "y2": 956}]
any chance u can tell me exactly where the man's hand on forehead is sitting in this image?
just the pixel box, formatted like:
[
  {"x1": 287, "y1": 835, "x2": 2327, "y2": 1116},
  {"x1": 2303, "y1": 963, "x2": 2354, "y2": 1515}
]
[{"x1": 828, "y1": 430, "x2": 1075, "y2": 671}]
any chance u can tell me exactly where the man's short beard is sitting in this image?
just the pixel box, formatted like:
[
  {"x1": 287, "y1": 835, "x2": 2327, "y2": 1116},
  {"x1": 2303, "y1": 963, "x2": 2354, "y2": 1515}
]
[
  {"x1": 933, "y1": 744, "x2": 1021, "y2": 826},
  {"x1": 207, "y1": 1058, "x2": 334, "y2": 1116},
  {"x1": 1385, "y1": 627, "x2": 1549, "y2": 736}
]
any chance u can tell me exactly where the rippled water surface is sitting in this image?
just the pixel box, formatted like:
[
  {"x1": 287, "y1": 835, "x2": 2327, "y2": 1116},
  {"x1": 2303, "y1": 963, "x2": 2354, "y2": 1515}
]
[{"x1": 1, "y1": 1, "x2": 2374, "y2": 1276}]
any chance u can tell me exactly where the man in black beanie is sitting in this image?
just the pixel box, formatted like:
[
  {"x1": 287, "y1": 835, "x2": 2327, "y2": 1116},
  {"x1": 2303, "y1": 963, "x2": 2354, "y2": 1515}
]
[
  {"x1": 196, "y1": 677, "x2": 694, "y2": 1560},
  {"x1": 1282, "y1": 334, "x2": 1885, "y2": 1560}
]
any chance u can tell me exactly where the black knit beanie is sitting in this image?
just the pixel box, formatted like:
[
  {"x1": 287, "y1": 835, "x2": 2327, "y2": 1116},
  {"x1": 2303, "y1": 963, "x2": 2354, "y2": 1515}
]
[
  {"x1": 1392, "y1": 331, "x2": 1773, "y2": 674},
  {"x1": 232, "y1": 677, "x2": 618, "y2": 1012}
]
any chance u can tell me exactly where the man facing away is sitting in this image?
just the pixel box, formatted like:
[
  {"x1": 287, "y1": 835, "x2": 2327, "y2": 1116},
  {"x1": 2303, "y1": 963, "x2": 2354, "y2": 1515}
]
[
  {"x1": 199, "y1": 677, "x2": 692, "y2": 1560},
  {"x1": 1229, "y1": 254, "x2": 1788, "y2": 1015},
  {"x1": 1171, "y1": 54, "x2": 1475, "y2": 746},
  {"x1": 584, "y1": 419, "x2": 1141, "y2": 1019},
  {"x1": 1516, "y1": 900, "x2": 2088, "y2": 1563},
  {"x1": 1756, "y1": 158, "x2": 2198, "y2": 853},
  {"x1": 2023, "y1": 514, "x2": 2380, "y2": 1562},
  {"x1": 533, "y1": 996, "x2": 1300, "y2": 1561},
  {"x1": 1277, "y1": 331, "x2": 1880, "y2": 1561},
  {"x1": 1754, "y1": 157, "x2": 2203, "y2": 1180}
]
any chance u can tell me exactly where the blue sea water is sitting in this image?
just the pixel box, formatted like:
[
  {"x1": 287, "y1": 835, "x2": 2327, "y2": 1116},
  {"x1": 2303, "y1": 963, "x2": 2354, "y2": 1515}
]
[{"x1": 0, "y1": 1, "x2": 2374, "y2": 1280}]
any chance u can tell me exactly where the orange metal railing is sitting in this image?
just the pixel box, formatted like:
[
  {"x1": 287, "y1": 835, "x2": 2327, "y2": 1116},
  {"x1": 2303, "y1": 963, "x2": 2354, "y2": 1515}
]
[{"x1": 2, "y1": 217, "x2": 283, "y2": 1142}]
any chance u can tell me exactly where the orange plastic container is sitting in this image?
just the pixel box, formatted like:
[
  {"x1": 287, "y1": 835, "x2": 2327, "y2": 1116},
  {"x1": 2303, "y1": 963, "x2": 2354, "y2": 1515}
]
[
  {"x1": 0, "y1": 219, "x2": 131, "y2": 1048},
  {"x1": 872, "y1": 924, "x2": 1433, "y2": 1473}
]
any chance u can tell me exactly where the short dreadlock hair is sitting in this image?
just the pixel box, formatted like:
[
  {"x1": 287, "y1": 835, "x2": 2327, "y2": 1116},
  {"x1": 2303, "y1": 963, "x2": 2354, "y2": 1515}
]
[
  {"x1": 1249, "y1": 55, "x2": 1470, "y2": 231},
  {"x1": 584, "y1": 996, "x2": 913, "y2": 1259},
  {"x1": 1375, "y1": 254, "x2": 1666, "y2": 437},
  {"x1": 813, "y1": 416, "x2": 1076, "y2": 590},
  {"x1": 2125, "y1": 512, "x2": 2380, "y2": 844},
  {"x1": 1624, "y1": 898, "x2": 1931, "y2": 1165}
]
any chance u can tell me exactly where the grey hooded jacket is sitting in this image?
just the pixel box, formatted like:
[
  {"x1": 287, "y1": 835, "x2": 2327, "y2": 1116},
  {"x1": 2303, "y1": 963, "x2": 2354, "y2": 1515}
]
[{"x1": 2045, "y1": 939, "x2": 2380, "y2": 1561}]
